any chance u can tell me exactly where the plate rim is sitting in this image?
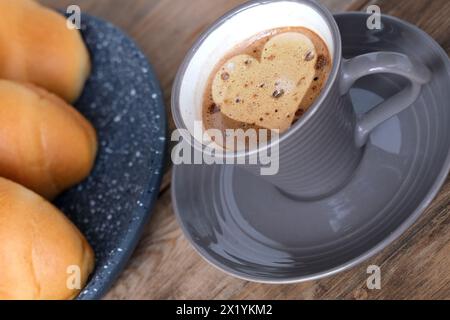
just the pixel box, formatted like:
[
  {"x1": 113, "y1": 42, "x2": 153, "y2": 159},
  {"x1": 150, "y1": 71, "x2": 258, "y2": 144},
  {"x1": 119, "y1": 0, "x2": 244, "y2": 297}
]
[{"x1": 74, "y1": 13, "x2": 168, "y2": 299}]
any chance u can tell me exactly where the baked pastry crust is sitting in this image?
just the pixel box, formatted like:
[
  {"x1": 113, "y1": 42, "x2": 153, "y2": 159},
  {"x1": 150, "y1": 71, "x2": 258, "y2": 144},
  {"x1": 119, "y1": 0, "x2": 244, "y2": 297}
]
[
  {"x1": 0, "y1": 80, "x2": 97, "y2": 200},
  {"x1": 0, "y1": 0, "x2": 91, "y2": 102},
  {"x1": 0, "y1": 177, "x2": 94, "y2": 300}
]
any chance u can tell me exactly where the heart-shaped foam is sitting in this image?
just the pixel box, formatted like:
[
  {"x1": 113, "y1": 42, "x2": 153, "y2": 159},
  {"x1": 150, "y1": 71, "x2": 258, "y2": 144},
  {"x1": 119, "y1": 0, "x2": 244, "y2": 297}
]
[{"x1": 212, "y1": 32, "x2": 318, "y2": 132}]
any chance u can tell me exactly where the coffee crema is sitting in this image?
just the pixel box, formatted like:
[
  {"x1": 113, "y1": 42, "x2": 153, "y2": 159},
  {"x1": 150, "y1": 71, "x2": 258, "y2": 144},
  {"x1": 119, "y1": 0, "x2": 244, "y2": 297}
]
[{"x1": 202, "y1": 27, "x2": 332, "y2": 139}]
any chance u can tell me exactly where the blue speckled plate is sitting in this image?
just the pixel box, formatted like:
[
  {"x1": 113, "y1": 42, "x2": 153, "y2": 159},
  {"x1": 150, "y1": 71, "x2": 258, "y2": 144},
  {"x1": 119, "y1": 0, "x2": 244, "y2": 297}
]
[{"x1": 54, "y1": 13, "x2": 167, "y2": 299}]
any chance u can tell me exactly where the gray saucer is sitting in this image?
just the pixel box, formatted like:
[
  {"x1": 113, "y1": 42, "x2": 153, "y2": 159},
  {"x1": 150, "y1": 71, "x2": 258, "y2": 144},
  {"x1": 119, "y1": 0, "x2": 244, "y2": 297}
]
[{"x1": 172, "y1": 13, "x2": 450, "y2": 282}]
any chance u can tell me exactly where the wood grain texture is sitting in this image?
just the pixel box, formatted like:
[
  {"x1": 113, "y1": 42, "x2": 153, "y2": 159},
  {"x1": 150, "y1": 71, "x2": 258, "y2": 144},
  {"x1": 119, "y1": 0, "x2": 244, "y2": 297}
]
[{"x1": 42, "y1": 0, "x2": 450, "y2": 299}]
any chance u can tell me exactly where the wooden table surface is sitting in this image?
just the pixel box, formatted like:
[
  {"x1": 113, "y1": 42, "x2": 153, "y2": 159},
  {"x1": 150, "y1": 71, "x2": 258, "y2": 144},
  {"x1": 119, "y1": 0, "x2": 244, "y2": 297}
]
[{"x1": 44, "y1": 0, "x2": 450, "y2": 299}]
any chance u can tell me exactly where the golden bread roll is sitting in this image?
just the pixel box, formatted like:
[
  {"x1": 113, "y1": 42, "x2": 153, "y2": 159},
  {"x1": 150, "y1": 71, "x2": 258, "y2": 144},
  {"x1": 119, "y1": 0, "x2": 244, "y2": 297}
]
[
  {"x1": 0, "y1": 80, "x2": 97, "y2": 200},
  {"x1": 0, "y1": 0, "x2": 90, "y2": 102},
  {"x1": 0, "y1": 177, "x2": 94, "y2": 300}
]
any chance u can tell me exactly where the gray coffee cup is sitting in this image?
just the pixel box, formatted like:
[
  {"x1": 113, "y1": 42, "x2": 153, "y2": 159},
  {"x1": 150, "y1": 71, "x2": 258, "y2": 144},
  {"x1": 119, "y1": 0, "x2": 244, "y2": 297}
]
[{"x1": 172, "y1": 0, "x2": 432, "y2": 199}]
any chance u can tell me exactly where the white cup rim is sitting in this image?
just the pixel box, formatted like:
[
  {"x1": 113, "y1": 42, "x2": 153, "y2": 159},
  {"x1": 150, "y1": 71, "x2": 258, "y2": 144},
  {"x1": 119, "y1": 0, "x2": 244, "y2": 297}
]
[{"x1": 171, "y1": 0, "x2": 342, "y2": 158}]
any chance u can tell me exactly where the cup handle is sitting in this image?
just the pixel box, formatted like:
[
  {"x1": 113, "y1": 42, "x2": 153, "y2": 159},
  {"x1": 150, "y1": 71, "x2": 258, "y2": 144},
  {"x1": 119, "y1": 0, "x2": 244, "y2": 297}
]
[{"x1": 340, "y1": 52, "x2": 432, "y2": 148}]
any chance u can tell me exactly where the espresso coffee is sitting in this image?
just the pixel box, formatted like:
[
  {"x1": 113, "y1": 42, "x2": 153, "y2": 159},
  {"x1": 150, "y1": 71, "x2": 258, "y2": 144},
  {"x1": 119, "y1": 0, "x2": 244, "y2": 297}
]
[{"x1": 203, "y1": 27, "x2": 332, "y2": 138}]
